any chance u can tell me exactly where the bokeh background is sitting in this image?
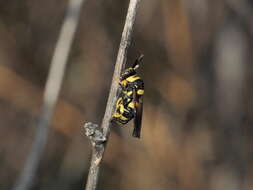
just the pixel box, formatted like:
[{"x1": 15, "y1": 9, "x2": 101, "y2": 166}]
[{"x1": 1, "y1": 0, "x2": 253, "y2": 189}]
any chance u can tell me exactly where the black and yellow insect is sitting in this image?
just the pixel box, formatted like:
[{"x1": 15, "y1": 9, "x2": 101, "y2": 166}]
[{"x1": 112, "y1": 55, "x2": 144, "y2": 138}]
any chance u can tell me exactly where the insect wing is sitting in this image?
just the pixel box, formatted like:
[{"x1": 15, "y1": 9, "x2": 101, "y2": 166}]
[{"x1": 132, "y1": 88, "x2": 143, "y2": 138}]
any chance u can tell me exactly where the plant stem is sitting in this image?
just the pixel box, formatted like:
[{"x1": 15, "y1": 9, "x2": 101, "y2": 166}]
[
  {"x1": 84, "y1": 0, "x2": 141, "y2": 189},
  {"x1": 13, "y1": 1, "x2": 85, "y2": 190}
]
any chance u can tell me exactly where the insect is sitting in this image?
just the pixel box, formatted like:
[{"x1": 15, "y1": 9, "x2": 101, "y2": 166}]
[{"x1": 112, "y1": 54, "x2": 144, "y2": 138}]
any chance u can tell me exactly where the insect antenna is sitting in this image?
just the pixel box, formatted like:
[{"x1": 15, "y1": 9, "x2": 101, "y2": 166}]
[{"x1": 132, "y1": 54, "x2": 144, "y2": 70}]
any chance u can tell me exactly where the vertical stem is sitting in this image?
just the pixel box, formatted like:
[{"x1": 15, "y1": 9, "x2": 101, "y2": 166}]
[
  {"x1": 13, "y1": 1, "x2": 85, "y2": 190},
  {"x1": 101, "y1": 0, "x2": 141, "y2": 136},
  {"x1": 85, "y1": 145, "x2": 104, "y2": 190},
  {"x1": 84, "y1": 0, "x2": 141, "y2": 190}
]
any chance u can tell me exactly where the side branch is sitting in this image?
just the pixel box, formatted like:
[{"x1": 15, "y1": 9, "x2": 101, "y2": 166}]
[{"x1": 84, "y1": 0, "x2": 142, "y2": 190}]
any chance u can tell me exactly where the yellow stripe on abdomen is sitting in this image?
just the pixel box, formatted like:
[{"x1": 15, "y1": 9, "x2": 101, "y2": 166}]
[
  {"x1": 137, "y1": 89, "x2": 144, "y2": 95},
  {"x1": 128, "y1": 102, "x2": 135, "y2": 109},
  {"x1": 119, "y1": 104, "x2": 125, "y2": 114},
  {"x1": 127, "y1": 91, "x2": 133, "y2": 96},
  {"x1": 126, "y1": 75, "x2": 140, "y2": 82}
]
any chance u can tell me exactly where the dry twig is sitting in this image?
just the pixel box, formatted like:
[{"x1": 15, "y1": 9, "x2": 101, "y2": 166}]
[
  {"x1": 13, "y1": 0, "x2": 85, "y2": 190},
  {"x1": 83, "y1": 0, "x2": 142, "y2": 189}
]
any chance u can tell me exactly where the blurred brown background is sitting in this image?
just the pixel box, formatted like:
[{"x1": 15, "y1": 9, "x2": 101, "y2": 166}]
[{"x1": 1, "y1": 0, "x2": 253, "y2": 189}]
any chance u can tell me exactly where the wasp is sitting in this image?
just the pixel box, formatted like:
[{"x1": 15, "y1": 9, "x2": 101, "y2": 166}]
[{"x1": 112, "y1": 55, "x2": 144, "y2": 138}]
